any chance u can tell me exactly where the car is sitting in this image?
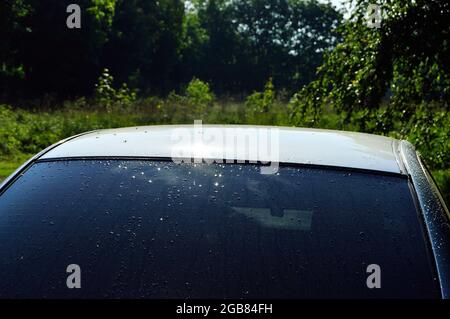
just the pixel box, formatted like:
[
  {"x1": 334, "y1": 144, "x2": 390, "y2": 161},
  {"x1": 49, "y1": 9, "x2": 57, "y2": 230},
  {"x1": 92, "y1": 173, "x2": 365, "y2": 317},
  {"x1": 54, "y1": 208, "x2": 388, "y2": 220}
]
[{"x1": 0, "y1": 125, "x2": 448, "y2": 299}]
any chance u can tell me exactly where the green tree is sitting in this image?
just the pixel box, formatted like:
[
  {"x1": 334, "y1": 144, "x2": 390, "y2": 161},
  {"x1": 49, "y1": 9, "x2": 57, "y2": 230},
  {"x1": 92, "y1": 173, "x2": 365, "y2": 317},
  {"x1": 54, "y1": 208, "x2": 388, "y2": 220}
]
[
  {"x1": 233, "y1": 0, "x2": 341, "y2": 90},
  {"x1": 0, "y1": 0, "x2": 31, "y2": 97},
  {"x1": 196, "y1": 0, "x2": 245, "y2": 92},
  {"x1": 104, "y1": 0, "x2": 184, "y2": 95},
  {"x1": 190, "y1": 0, "x2": 341, "y2": 93},
  {"x1": 178, "y1": 8, "x2": 209, "y2": 84},
  {"x1": 292, "y1": 0, "x2": 450, "y2": 117},
  {"x1": 290, "y1": 0, "x2": 450, "y2": 168},
  {"x1": 17, "y1": 0, "x2": 116, "y2": 98}
]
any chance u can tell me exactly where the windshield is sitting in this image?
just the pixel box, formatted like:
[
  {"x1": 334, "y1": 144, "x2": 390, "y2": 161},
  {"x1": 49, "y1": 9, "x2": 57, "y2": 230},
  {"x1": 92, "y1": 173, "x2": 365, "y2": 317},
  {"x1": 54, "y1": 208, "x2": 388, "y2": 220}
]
[{"x1": 0, "y1": 160, "x2": 439, "y2": 298}]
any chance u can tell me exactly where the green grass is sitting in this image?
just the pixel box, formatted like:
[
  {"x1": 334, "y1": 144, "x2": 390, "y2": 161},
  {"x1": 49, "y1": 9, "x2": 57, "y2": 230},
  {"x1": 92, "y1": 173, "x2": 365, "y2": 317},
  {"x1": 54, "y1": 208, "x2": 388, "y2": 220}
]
[{"x1": 0, "y1": 153, "x2": 33, "y2": 181}]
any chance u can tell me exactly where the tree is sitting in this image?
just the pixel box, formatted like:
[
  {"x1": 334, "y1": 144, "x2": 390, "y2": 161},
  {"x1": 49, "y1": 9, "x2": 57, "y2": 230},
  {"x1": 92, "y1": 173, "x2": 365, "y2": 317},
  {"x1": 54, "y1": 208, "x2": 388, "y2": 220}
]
[
  {"x1": 187, "y1": 0, "x2": 341, "y2": 93},
  {"x1": 177, "y1": 8, "x2": 209, "y2": 85},
  {"x1": 196, "y1": 0, "x2": 245, "y2": 92},
  {"x1": 1, "y1": 0, "x2": 342, "y2": 98},
  {"x1": 0, "y1": 0, "x2": 31, "y2": 98},
  {"x1": 19, "y1": 0, "x2": 116, "y2": 98},
  {"x1": 292, "y1": 0, "x2": 450, "y2": 118},
  {"x1": 232, "y1": 0, "x2": 341, "y2": 91},
  {"x1": 104, "y1": 0, "x2": 185, "y2": 95},
  {"x1": 290, "y1": 0, "x2": 450, "y2": 169}
]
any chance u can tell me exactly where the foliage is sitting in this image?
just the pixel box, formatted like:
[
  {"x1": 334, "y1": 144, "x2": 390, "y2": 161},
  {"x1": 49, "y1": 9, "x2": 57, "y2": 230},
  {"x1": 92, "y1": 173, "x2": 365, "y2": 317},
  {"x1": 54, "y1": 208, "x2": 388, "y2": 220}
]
[
  {"x1": 159, "y1": 78, "x2": 215, "y2": 122},
  {"x1": 1, "y1": 0, "x2": 341, "y2": 98},
  {"x1": 0, "y1": 105, "x2": 25, "y2": 155},
  {"x1": 94, "y1": 68, "x2": 137, "y2": 111},
  {"x1": 433, "y1": 169, "x2": 450, "y2": 208},
  {"x1": 0, "y1": 0, "x2": 30, "y2": 94},
  {"x1": 292, "y1": 0, "x2": 450, "y2": 114},
  {"x1": 246, "y1": 78, "x2": 275, "y2": 115},
  {"x1": 403, "y1": 104, "x2": 450, "y2": 170},
  {"x1": 104, "y1": 0, "x2": 185, "y2": 94},
  {"x1": 5, "y1": 0, "x2": 118, "y2": 97},
  {"x1": 0, "y1": 153, "x2": 32, "y2": 179},
  {"x1": 189, "y1": 0, "x2": 342, "y2": 93},
  {"x1": 290, "y1": 0, "x2": 450, "y2": 174},
  {"x1": 185, "y1": 78, "x2": 215, "y2": 111},
  {"x1": 230, "y1": 0, "x2": 342, "y2": 90}
]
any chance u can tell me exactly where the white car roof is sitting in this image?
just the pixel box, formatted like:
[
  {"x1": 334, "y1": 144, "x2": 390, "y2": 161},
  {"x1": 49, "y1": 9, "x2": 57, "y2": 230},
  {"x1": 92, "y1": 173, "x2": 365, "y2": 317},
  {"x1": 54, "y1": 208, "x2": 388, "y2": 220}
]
[{"x1": 40, "y1": 125, "x2": 405, "y2": 174}]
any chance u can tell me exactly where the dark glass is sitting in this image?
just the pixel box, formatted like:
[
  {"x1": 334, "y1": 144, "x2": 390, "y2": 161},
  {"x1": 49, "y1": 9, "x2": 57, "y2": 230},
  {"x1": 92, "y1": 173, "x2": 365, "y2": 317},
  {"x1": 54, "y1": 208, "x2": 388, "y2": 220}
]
[{"x1": 0, "y1": 160, "x2": 439, "y2": 298}]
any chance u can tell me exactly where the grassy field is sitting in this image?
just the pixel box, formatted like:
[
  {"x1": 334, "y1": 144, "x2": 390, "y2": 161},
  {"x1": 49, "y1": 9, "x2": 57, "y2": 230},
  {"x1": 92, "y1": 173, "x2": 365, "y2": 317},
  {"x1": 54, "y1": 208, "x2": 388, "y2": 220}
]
[{"x1": 0, "y1": 153, "x2": 33, "y2": 181}]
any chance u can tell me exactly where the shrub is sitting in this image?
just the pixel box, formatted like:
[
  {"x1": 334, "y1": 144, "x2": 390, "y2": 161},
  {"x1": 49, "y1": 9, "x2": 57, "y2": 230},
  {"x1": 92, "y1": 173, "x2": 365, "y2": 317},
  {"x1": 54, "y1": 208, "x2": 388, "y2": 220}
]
[
  {"x1": 0, "y1": 105, "x2": 30, "y2": 155},
  {"x1": 245, "y1": 78, "x2": 275, "y2": 115},
  {"x1": 94, "y1": 68, "x2": 137, "y2": 111},
  {"x1": 185, "y1": 78, "x2": 215, "y2": 115},
  {"x1": 157, "y1": 78, "x2": 215, "y2": 122},
  {"x1": 404, "y1": 104, "x2": 450, "y2": 170}
]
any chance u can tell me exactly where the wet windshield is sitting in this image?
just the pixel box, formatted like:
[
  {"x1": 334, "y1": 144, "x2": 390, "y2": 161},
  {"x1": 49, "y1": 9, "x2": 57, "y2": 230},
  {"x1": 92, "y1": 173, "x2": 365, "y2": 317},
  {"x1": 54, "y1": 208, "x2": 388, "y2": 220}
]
[{"x1": 0, "y1": 160, "x2": 439, "y2": 298}]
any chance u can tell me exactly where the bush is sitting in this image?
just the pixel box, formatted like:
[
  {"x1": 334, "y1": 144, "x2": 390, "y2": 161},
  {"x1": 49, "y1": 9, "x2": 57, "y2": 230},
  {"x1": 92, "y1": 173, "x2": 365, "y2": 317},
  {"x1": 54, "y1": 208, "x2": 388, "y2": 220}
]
[
  {"x1": 0, "y1": 105, "x2": 33, "y2": 155},
  {"x1": 403, "y1": 104, "x2": 450, "y2": 170},
  {"x1": 245, "y1": 78, "x2": 291, "y2": 125},
  {"x1": 185, "y1": 78, "x2": 215, "y2": 111},
  {"x1": 156, "y1": 78, "x2": 215, "y2": 123},
  {"x1": 245, "y1": 78, "x2": 275, "y2": 115},
  {"x1": 94, "y1": 68, "x2": 137, "y2": 111}
]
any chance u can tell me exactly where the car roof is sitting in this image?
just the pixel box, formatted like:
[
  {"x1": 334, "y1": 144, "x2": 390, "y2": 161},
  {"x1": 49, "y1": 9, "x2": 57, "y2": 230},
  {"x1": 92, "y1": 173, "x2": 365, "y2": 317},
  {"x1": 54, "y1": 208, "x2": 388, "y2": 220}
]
[{"x1": 40, "y1": 125, "x2": 405, "y2": 174}]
